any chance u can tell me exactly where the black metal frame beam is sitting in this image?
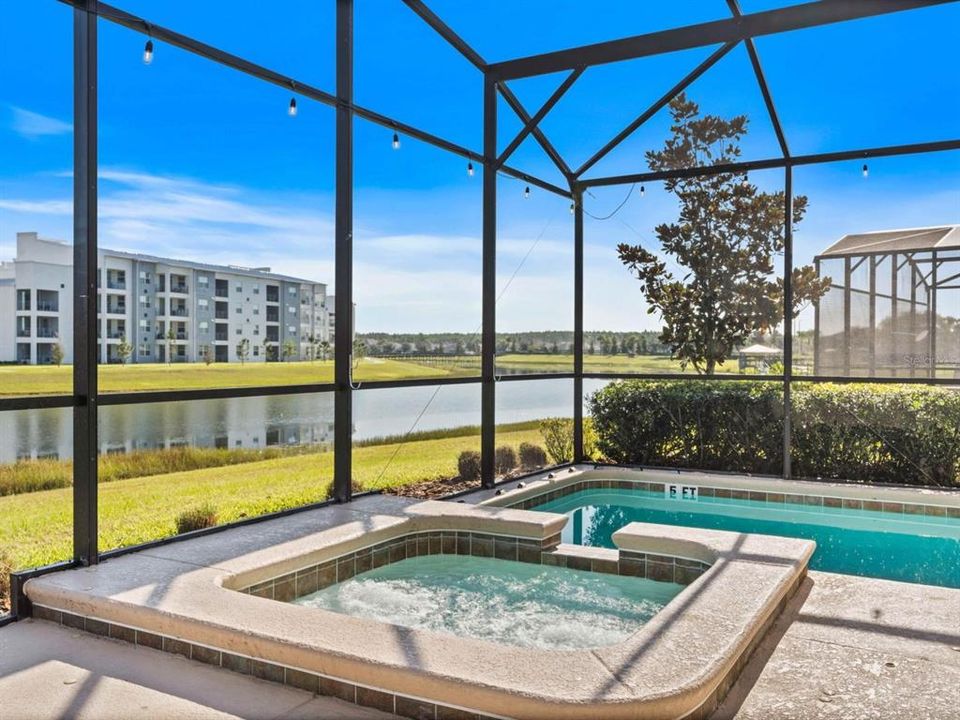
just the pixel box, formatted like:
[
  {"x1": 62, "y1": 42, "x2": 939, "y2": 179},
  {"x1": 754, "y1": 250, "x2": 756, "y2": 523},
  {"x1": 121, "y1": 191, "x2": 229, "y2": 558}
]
[
  {"x1": 333, "y1": 0, "x2": 353, "y2": 503},
  {"x1": 488, "y1": 0, "x2": 957, "y2": 80},
  {"x1": 782, "y1": 165, "x2": 794, "y2": 477},
  {"x1": 572, "y1": 187, "x2": 585, "y2": 460},
  {"x1": 582, "y1": 138, "x2": 960, "y2": 187},
  {"x1": 574, "y1": 42, "x2": 738, "y2": 178},
  {"x1": 727, "y1": 0, "x2": 790, "y2": 159},
  {"x1": 401, "y1": 0, "x2": 485, "y2": 70},
  {"x1": 498, "y1": 83, "x2": 574, "y2": 181},
  {"x1": 480, "y1": 75, "x2": 497, "y2": 488},
  {"x1": 497, "y1": 68, "x2": 584, "y2": 169},
  {"x1": 73, "y1": 0, "x2": 98, "y2": 566},
  {"x1": 54, "y1": 0, "x2": 567, "y2": 200}
]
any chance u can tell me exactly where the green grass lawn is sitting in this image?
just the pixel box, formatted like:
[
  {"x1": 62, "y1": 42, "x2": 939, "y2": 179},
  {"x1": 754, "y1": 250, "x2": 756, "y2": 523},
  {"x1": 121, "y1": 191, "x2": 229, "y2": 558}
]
[
  {"x1": 0, "y1": 353, "x2": 730, "y2": 397},
  {"x1": 0, "y1": 357, "x2": 449, "y2": 396},
  {"x1": 0, "y1": 424, "x2": 542, "y2": 574},
  {"x1": 499, "y1": 353, "x2": 696, "y2": 374}
]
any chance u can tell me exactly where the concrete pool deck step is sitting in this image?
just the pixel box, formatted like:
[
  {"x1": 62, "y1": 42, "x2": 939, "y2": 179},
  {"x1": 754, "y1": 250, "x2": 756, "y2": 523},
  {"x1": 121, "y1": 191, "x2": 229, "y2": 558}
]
[
  {"x1": 0, "y1": 620, "x2": 393, "y2": 720},
  {"x1": 19, "y1": 494, "x2": 813, "y2": 720}
]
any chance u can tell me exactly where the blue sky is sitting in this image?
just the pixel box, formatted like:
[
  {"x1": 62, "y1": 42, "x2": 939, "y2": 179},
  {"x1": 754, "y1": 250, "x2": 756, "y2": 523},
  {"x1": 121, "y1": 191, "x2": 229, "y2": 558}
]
[{"x1": 1, "y1": 1, "x2": 958, "y2": 334}]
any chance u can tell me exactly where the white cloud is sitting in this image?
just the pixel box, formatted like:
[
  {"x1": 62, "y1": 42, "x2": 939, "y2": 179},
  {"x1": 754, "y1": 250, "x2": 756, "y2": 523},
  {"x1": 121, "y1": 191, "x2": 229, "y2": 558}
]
[{"x1": 9, "y1": 107, "x2": 72, "y2": 139}]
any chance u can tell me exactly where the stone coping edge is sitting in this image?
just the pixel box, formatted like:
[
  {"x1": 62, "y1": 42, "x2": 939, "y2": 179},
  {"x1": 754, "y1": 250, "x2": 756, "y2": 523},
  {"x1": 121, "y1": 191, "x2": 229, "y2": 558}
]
[
  {"x1": 24, "y1": 498, "x2": 814, "y2": 720},
  {"x1": 478, "y1": 466, "x2": 960, "y2": 518}
]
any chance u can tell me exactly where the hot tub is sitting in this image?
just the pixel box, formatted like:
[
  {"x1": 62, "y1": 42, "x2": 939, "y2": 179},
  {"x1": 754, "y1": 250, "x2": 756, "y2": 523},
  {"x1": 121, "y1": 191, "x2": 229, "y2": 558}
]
[{"x1": 25, "y1": 494, "x2": 814, "y2": 720}]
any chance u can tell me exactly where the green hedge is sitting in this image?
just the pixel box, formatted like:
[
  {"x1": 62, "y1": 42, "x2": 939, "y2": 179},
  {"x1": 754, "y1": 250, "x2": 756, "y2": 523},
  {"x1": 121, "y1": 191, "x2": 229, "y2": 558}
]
[{"x1": 589, "y1": 380, "x2": 960, "y2": 487}]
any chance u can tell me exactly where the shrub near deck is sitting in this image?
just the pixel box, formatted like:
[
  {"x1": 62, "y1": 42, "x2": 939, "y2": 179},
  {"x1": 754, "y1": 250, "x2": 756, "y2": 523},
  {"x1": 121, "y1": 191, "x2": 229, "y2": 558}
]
[{"x1": 590, "y1": 380, "x2": 960, "y2": 486}]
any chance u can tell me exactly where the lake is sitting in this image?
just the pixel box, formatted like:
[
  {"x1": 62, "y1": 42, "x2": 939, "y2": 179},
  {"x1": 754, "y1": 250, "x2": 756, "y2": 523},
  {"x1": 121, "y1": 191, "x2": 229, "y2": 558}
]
[{"x1": 0, "y1": 379, "x2": 610, "y2": 462}]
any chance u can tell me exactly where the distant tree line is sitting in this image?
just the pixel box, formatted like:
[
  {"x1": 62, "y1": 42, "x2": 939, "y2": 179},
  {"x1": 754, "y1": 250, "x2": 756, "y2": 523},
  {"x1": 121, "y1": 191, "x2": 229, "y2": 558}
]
[{"x1": 355, "y1": 331, "x2": 678, "y2": 357}]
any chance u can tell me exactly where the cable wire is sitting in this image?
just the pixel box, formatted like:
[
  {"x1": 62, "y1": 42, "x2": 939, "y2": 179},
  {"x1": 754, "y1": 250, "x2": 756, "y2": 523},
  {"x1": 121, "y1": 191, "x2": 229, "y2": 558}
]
[
  {"x1": 367, "y1": 207, "x2": 562, "y2": 484},
  {"x1": 582, "y1": 184, "x2": 635, "y2": 221}
]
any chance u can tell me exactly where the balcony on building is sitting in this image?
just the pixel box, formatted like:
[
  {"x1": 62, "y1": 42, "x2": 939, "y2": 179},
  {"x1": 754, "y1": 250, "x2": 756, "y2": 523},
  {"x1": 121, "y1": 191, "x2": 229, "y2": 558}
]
[
  {"x1": 15, "y1": 343, "x2": 30, "y2": 364},
  {"x1": 106, "y1": 319, "x2": 126, "y2": 340},
  {"x1": 35, "y1": 343, "x2": 56, "y2": 365},
  {"x1": 36, "y1": 317, "x2": 59, "y2": 339},
  {"x1": 170, "y1": 298, "x2": 188, "y2": 317},
  {"x1": 266, "y1": 306, "x2": 279, "y2": 322},
  {"x1": 106, "y1": 296, "x2": 126, "y2": 315},
  {"x1": 266, "y1": 285, "x2": 279, "y2": 303},
  {"x1": 214, "y1": 279, "x2": 229, "y2": 298},
  {"x1": 16, "y1": 289, "x2": 31, "y2": 311},
  {"x1": 106, "y1": 269, "x2": 126, "y2": 290},
  {"x1": 16, "y1": 316, "x2": 31, "y2": 338},
  {"x1": 215, "y1": 301, "x2": 229, "y2": 319},
  {"x1": 35, "y1": 289, "x2": 59, "y2": 312},
  {"x1": 170, "y1": 273, "x2": 189, "y2": 294}
]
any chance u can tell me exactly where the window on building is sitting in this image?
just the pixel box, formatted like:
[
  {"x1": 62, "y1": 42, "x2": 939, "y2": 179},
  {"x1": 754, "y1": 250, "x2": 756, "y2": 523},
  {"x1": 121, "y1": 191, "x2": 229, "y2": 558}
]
[{"x1": 16, "y1": 289, "x2": 30, "y2": 311}]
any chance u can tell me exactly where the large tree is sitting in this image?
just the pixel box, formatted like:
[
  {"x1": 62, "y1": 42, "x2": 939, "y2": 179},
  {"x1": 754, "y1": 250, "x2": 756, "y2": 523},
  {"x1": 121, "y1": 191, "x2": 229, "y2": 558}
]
[{"x1": 617, "y1": 93, "x2": 829, "y2": 374}]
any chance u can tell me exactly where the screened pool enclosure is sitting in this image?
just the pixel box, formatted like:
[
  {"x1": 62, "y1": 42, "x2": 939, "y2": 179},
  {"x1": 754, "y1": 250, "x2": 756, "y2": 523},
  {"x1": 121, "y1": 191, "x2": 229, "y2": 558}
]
[{"x1": 2, "y1": 0, "x2": 959, "y2": 619}]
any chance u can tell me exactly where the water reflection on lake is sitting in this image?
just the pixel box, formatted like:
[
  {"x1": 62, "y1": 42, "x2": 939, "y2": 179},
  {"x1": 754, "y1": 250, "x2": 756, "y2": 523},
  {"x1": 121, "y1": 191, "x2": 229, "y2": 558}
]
[{"x1": 0, "y1": 380, "x2": 610, "y2": 463}]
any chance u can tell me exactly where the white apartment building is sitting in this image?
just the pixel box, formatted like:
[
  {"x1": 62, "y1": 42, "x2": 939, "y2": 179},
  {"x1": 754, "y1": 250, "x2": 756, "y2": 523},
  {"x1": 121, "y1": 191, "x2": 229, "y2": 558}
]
[{"x1": 0, "y1": 232, "x2": 333, "y2": 365}]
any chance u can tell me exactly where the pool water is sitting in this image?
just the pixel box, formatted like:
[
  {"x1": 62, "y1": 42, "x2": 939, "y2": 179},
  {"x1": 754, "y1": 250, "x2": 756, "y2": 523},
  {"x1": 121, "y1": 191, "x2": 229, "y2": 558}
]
[
  {"x1": 293, "y1": 554, "x2": 683, "y2": 650},
  {"x1": 533, "y1": 488, "x2": 960, "y2": 588}
]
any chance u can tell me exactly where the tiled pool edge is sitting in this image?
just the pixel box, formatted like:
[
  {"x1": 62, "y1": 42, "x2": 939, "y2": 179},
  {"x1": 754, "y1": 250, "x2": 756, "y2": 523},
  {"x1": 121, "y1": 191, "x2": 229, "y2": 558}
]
[
  {"x1": 30, "y1": 604, "x2": 506, "y2": 720},
  {"x1": 490, "y1": 474, "x2": 960, "y2": 519},
  {"x1": 237, "y1": 529, "x2": 711, "y2": 600}
]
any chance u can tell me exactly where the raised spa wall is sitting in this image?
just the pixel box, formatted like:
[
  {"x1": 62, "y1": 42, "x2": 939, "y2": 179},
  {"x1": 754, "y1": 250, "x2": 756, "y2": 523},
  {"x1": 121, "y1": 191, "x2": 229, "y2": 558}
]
[
  {"x1": 236, "y1": 528, "x2": 711, "y2": 603},
  {"x1": 25, "y1": 489, "x2": 813, "y2": 720}
]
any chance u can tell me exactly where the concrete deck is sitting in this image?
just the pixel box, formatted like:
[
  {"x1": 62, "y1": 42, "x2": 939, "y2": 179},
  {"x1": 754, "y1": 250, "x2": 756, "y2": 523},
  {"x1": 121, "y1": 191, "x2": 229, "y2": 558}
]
[
  {"x1": 717, "y1": 570, "x2": 960, "y2": 719},
  {"x1": 19, "y1": 493, "x2": 812, "y2": 719},
  {"x1": 4, "y1": 569, "x2": 956, "y2": 720},
  {"x1": 0, "y1": 620, "x2": 391, "y2": 720}
]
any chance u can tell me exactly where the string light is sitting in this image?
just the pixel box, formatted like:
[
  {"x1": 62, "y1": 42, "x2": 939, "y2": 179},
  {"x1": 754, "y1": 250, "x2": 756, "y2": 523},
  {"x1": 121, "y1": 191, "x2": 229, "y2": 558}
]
[
  {"x1": 288, "y1": 97, "x2": 297, "y2": 117},
  {"x1": 862, "y1": 163, "x2": 869, "y2": 178},
  {"x1": 639, "y1": 185, "x2": 645, "y2": 198},
  {"x1": 392, "y1": 132, "x2": 400, "y2": 150},
  {"x1": 467, "y1": 162, "x2": 475, "y2": 177},
  {"x1": 524, "y1": 186, "x2": 531, "y2": 199},
  {"x1": 569, "y1": 203, "x2": 575, "y2": 215},
  {"x1": 143, "y1": 39, "x2": 154, "y2": 65}
]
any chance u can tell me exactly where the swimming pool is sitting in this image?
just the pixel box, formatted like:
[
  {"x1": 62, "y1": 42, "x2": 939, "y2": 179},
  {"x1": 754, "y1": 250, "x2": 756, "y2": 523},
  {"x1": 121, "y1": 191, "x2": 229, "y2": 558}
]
[
  {"x1": 293, "y1": 554, "x2": 683, "y2": 650},
  {"x1": 533, "y1": 487, "x2": 960, "y2": 588}
]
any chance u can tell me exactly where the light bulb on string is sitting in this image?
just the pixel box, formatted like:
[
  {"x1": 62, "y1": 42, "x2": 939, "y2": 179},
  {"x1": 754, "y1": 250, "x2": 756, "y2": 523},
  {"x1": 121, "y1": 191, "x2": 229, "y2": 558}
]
[
  {"x1": 288, "y1": 97, "x2": 298, "y2": 117},
  {"x1": 392, "y1": 132, "x2": 400, "y2": 150},
  {"x1": 143, "y1": 39, "x2": 154, "y2": 65},
  {"x1": 467, "y1": 162, "x2": 475, "y2": 177},
  {"x1": 862, "y1": 163, "x2": 869, "y2": 178},
  {"x1": 524, "y1": 186, "x2": 531, "y2": 199},
  {"x1": 639, "y1": 185, "x2": 645, "y2": 198},
  {"x1": 569, "y1": 203, "x2": 575, "y2": 215}
]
